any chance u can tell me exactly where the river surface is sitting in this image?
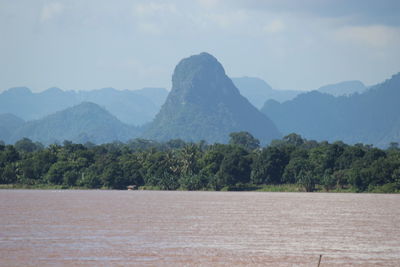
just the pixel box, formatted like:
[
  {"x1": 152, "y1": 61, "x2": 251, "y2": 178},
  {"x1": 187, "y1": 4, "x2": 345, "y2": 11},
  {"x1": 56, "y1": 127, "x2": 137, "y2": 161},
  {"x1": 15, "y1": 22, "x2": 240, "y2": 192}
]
[{"x1": 0, "y1": 190, "x2": 399, "y2": 266}]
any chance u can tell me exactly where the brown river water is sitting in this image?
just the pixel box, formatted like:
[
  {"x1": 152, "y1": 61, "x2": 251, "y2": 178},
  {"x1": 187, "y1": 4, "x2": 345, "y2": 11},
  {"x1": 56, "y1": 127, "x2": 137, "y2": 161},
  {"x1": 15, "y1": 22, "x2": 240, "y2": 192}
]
[{"x1": 0, "y1": 190, "x2": 399, "y2": 266}]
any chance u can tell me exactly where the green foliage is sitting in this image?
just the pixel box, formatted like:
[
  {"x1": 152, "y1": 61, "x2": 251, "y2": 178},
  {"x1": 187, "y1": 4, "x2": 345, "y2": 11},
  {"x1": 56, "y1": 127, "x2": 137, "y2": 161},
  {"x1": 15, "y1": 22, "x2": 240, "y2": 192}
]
[
  {"x1": 119, "y1": 156, "x2": 144, "y2": 187},
  {"x1": 76, "y1": 169, "x2": 101, "y2": 188},
  {"x1": 179, "y1": 174, "x2": 208, "y2": 190},
  {"x1": 0, "y1": 164, "x2": 17, "y2": 184},
  {"x1": 1, "y1": 135, "x2": 400, "y2": 193},
  {"x1": 321, "y1": 173, "x2": 336, "y2": 191},
  {"x1": 283, "y1": 133, "x2": 305, "y2": 146},
  {"x1": 45, "y1": 161, "x2": 71, "y2": 185},
  {"x1": 63, "y1": 170, "x2": 80, "y2": 186},
  {"x1": 229, "y1": 132, "x2": 260, "y2": 151},
  {"x1": 178, "y1": 144, "x2": 201, "y2": 176},
  {"x1": 1, "y1": 145, "x2": 20, "y2": 163},
  {"x1": 251, "y1": 146, "x2": 289, "y2": 184},
  {"x1": 217, "y1": 145, "x2": 251, "y2": 187},
  {"x1": 15, "y1": 138, "x2": 43, "y2": 153},
  {"x1": 157, "y1": 172, "x2": 180, "y2": 190},
  {"x1": 297, "y1": 170, "x2": 316, "y2": 192},
  {"x1": 101, "y1": 162, "x2": 124, "y2": 189},
  {"x1": 255, "y1": 184, "x2": 302, "y2": 192}
]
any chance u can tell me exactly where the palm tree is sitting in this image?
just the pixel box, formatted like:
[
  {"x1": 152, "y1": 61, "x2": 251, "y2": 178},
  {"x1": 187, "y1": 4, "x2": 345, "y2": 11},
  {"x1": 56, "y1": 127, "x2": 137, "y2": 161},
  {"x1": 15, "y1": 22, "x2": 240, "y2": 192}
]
[{"x1": 179, "y1": 144, "x2": 199, "y2": 176}]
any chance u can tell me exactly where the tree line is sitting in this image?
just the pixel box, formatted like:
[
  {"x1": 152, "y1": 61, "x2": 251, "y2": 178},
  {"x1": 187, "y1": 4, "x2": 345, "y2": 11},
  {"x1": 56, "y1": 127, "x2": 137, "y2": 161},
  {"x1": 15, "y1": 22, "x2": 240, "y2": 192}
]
[{"x1": 1, "y1": 132, "x2": 399, "y2": 192}]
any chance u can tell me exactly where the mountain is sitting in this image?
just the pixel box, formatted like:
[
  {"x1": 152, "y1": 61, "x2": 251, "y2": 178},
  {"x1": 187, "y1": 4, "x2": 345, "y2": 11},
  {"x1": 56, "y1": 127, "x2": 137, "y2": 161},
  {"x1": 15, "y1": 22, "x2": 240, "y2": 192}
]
[
  {"x1": 232, "y1": 77, "x2": 367, "y2": 109},
  {"x1": 10, "y1": 102, "x2": 139, "y2": 145},
  {"x1": 0, "y1": 87, "x2": 168, "y2": 125},
  {"x1": 0, "y1": 114, "x2": 25, "y2": 143},
  {"x1": 232, "y1": 77, "x2": 301, "y2": 108},
  {"x1": 0, "y1": 87, "x2": 77, "y2": 121},
  {"x1": 75, "y1": 88, "x2": 160, "y2": 125},
  {"x1": 261, "y1": 73, "x2": 400, "y2": 147},
  {"x1": 317, "y1": 80, "x2": 367, "y2": 96},
  {"x1": 144, "y1": 52, "x2": 281, "y2": 144},
  {"x1": 134, "y1": 87, "x2": 169, "y2": 107}
]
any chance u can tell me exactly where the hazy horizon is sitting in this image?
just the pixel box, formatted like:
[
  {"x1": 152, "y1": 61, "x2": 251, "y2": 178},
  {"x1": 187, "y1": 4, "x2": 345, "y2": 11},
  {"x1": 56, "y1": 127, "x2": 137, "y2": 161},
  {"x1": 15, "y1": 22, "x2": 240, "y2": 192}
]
[{"x1": 1, "y1": 0, "x2": 400, "y2": 92}]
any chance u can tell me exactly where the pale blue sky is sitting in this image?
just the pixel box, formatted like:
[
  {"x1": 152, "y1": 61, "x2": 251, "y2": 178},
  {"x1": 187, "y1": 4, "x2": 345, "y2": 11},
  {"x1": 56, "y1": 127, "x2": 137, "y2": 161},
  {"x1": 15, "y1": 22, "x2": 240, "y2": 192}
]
[{"x1": 1, "y1": 0, "x2": 399, "y2": 92}]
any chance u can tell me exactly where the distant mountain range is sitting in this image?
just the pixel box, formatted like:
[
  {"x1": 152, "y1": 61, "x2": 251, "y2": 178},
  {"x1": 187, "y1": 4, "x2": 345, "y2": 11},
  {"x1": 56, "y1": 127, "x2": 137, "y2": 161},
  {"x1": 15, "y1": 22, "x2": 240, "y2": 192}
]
[
  {"x1": 7, "y1": 102, "x2": 140, "y2": 145},
  {"x1": 0, "y1": 86, "x2": 168, "y2": 126},
  {"x1": 232, "y1": 77, "x2": 301, "y2": 108},
  {"x1": 144, "y1": 53, "x2": 281, "y2": 144},
  {"x1": 0, "y1": 52, "x2": 398, "y2": 147},
  {"x1": 233, "y1": 77, "x2": 368, "y2": 108},
  {"x1": 316, "y1": 80, "x2": 367, "y2": 96},
  {"x1": 261, "y1": 73, "x2": 400, "y2": 147}
]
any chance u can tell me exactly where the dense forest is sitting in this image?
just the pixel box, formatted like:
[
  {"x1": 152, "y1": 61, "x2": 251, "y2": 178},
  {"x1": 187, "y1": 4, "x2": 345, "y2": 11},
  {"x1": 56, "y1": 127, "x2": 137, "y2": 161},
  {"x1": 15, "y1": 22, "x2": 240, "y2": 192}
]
[{"x1": 1, "y1": 132, "x2": 399, "y2": 193}]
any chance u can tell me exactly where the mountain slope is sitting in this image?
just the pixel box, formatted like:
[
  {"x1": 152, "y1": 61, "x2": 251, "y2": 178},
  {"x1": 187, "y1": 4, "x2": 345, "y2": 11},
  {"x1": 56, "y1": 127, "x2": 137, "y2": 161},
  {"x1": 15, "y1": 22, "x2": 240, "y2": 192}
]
[
  {"x1": 0, "y1": 87, "x2": 167, "y2": 125},
  {"x1": 232, "y1": 77, "x2": 301, "y2": 108},
  {"x1": 11, "y1": 102, "x2": 139, "y2": 145},
  {"x1": 134, "y1": 87, "x2": 169, "y2": 107},
  {"x1": 144, "y1": 53, "x2": 281, "y2": 144},
  {"x1": 261, "y1": 73, "x2": 400, "y2": 147},
  {"x1": 75, "y1": 88, "x2": 160, "y2": 125},
  {"x1": 0, "y1": 113, "x2": 25, "y2": 143}
]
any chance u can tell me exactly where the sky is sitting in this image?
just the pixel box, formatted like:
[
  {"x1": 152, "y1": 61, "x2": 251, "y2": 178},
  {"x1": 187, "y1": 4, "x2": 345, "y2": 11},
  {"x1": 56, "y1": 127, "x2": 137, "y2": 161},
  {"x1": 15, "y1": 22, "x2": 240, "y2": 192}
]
[{"x1": 1, "y1": 0, "x2": 400, "y2": 92}]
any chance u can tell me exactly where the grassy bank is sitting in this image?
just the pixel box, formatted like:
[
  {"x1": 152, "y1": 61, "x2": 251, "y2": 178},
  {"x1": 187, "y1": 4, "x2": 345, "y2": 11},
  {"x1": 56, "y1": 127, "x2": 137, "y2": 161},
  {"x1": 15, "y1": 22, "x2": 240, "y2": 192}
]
[
  {"x1": 1, "y1": 183, "x2": 398, "y2": 193},
  {"x1": 139, "y1": 184, "x2": 372, "y2": 193},
  {"x1": 0, "y1": 184, "x2": 92, "y2": 190}
]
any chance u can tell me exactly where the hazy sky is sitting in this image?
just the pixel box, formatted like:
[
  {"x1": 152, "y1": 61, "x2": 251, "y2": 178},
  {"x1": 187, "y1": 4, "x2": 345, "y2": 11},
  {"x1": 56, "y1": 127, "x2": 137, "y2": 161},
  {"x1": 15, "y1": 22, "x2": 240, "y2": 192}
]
[{"x1": 1, "y1": 0, "x2": 400, "y2": 92}]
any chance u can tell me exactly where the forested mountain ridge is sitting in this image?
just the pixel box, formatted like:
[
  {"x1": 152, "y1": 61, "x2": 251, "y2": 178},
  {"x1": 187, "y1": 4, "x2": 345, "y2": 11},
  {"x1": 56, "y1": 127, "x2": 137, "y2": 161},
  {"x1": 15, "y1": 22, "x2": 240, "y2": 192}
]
[
  {"x1": 0, "y1": 87, "x2": 168, "y2": 125},
  {"x1": 8, "y1": 102, "x2": 140, "y2": 145},
  {"x1": 144, "y1": 52, "x2": 281, "y2": 144},
  {"x1": 261, "y1": 73, "x2": 400, "y2": 147},
  {"x1": 0, "y1": 114, "x2": 25, "y2": 143}
]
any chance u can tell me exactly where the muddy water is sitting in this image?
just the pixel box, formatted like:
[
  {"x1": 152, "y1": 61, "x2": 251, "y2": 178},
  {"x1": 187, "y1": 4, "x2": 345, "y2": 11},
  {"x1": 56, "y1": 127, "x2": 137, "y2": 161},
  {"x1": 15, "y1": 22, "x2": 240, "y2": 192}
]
[{"x1": 0, "y1": 190, "x2": 399, "y2": 266}]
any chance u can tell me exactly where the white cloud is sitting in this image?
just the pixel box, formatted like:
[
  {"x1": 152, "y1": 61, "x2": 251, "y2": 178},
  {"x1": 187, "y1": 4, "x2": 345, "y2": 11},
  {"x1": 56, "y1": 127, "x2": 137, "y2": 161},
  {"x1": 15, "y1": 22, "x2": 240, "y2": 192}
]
[
  {"x1": 263, "y1": 19, "x2": 285, "y2": 34},
  {"x1": 334, "y1": 25, "x2": 400, "y2": 47},
  {"x1": 40, "y1": 2, "x2": 64, "y2": 22}
]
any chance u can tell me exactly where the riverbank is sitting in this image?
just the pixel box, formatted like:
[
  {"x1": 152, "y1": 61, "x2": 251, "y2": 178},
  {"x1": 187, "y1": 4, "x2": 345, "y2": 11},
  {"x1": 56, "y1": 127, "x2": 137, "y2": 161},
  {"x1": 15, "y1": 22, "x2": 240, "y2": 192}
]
[
  {"x1": 0, "y1": 184, "x2": 89, "y2": 190},
  {"x1": 1, "y1": 183, "x2": 398, "y2": 193}
]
